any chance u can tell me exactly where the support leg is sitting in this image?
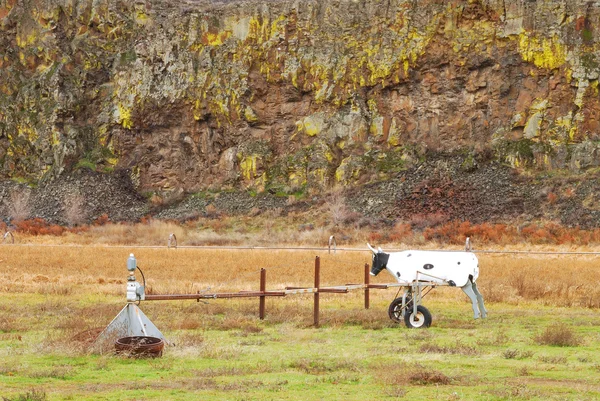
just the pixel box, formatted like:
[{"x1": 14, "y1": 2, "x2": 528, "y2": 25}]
[
  {"x1": 471, "y1": 280, "x2": 487, "y2": 318},
  {"x1": 461, "y1": 280, "x2": 481, "y2": 319}
]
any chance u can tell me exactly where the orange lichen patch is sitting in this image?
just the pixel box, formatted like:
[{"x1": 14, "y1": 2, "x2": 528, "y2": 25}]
[{"x1": 0, "y1": 7, "x2": 9, "y2": 19}]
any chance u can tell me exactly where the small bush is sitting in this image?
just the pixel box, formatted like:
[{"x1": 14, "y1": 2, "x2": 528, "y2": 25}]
[
  {"x1": 408, "y1": 365, "x2": 452, "y2": 385},
  {"x1": 2, "y1": 389, "x2": 47, "y2": 401},
  {"x1": 514, "y1": 366, "x2": 531, "y2": 376},
  {"x1": 534, "y1": 323, "x2": 580, "y2": 347},
  {"x1": 538, "y1": 355, "x2": 568, "y2": 364},
  {"x1": 503, "y1": 349, "x2": 534, "y2": 360},
  {"x1": 93, "y1": 214, "x2": 110, "y2": 226},
  {"x1": 419, "y1": 341, "x2": 480, "y2": 356}
]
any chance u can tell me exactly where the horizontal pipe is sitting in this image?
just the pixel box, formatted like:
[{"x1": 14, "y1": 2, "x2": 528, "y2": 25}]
[
  {"x1": 145, "y1": 291, "x2": 286, "y2": 301},
  {"x1": 367, "y1": 284, "x2": 390, "y2": 289},
  {"x1": 318, "y1": 288, "x2": 349, "y2": 294},
  {"x1": 284, "y1": 288, "x2": 316, "y2": 294}
]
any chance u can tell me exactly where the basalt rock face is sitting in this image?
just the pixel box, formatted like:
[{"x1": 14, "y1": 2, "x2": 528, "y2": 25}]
[{"x1": 1, "y1": 0, "x2": 600, "y2": 200}]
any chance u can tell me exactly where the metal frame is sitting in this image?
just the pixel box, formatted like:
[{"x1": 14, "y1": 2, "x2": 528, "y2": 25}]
[{"x1": 141, "y1": 257, "x2": 454, "y2": 326}]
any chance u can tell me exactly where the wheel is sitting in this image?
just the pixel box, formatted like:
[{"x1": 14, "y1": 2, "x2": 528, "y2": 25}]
[
  {"x1": 388, "y1": 297, "x2": 413, "y2": 323},
  {"x1": 388, "y1": 298, "x2": 404, "y2": 323},
  {"x1": 388, "y1": 296, "x2": 412, "y2": 323},
  {"x1": 404, "y1": 305, "x2": 432, "y2": 328}
]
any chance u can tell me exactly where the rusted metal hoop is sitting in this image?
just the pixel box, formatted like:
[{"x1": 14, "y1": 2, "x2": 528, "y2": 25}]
[
  {"x1": 168, "y1": 233, "x2": 177, "y2": 249},
  {"x1": 328, "y1": 235, "x2": 336, "y2": 254},
  {"x1": 2, "y1": 231, "x2": 14, "y2": 244}
]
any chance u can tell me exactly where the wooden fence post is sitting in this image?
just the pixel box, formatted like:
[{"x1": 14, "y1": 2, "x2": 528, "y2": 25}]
[
  {"x1": 259, "y1": 268, "x2": 266, "y2": 320},
  {"x1": 364, "y1": 263, "x2": 370, "y2": 309},
  {"x1": 314, "y1": 256, "x2": 320, "y2": 327}
]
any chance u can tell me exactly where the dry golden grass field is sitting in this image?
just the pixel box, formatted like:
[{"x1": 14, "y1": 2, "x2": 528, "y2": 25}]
[{"x1": 1, "y1": 240, "x2": 600, "y2": 400}]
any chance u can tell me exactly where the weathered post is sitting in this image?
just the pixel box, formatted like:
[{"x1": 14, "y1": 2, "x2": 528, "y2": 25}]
[
  {"x1": 314, "y1": 256, "x2": 320, "y2": 327},
  {"x1": 364, "y1": 263, "x2": 370, "y2": 309},
  {"x1": 259, "y1": 268, "x2": 266, "y2": 320}
]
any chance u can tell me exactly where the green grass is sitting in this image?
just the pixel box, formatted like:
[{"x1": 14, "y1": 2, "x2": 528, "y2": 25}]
[{"x1": 1, "y1": 293, "x2": 599, "y2": 400}]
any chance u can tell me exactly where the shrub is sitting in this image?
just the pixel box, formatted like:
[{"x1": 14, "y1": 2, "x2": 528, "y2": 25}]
[
  {"x1": 93, "y1": 214, "x2": 110, "y2": 226},
  {"x1": 389, "y1": 222, "x2": 412, "y2": 243},
  {"x1": 13, "y1": 219, "x2": 65, "y2": 236},
  {"x1": 534, "y1": 323, "x2": 580, "y2": 347}
]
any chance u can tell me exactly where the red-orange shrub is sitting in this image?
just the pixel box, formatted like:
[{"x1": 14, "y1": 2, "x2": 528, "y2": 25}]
[
  {"x1": 14, "y1": 218, "x2": 65, "y2": 236},
  {"x1": 388, "y1": 223, "x2": 412, "y2": 242},
  {"x1": 368, "y1": 231, "x2": 383, "y2": 244},
  {"x1": 93, "y1": 214, "x2": 110, "y2": 226}
]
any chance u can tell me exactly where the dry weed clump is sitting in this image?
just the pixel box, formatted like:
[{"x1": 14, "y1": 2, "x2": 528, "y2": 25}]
[
  {"x1": 419, "y1": 340, "x2": 480, "y2": 356},
  {"x1": 408, "y1": 366, "x2": 452, "y2": 385},
  {"x1": 502, "y1": 349, "x2": 534, "y2": 360},
  {"x1": 2, "y1": 389, "x2": 47, "y2": 401},
  {"x1": 289, "y1": 358, "x2": 361, "y2": 375},
  {"x1": 375, "y1": 362, "x2": 453, "y2": 386},
  {"x1": 538, "y1": 354, "x2": 568, "y2": 364},
  {"x1": 0, "y1": 316, "x2": 20, "y2": 333},
  {"x1": 534, "y1": 323, "x2": 581, "y2": 347}
]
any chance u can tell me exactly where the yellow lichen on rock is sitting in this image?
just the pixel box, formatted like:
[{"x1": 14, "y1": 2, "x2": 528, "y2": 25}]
[
  {"x1": 297, "y1": 114, "x2": 325, "y2": 137},
  {"x1": 518, "y1": 33, "x2": 567, "y2": 70},
  {"x1": 239, "y1": 154, "x2": 259, "y2": 180},
  {"x1": 244, "y1": 106, "x2": 258, "y2": 123},
  {"x1": 117, "y1": 104, "x2": 133, "y2": 129},
  {"x1": 202, "y1": 31, "x2": 232, "y2": 46}
]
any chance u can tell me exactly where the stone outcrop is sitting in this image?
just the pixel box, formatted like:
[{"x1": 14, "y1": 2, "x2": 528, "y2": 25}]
[{"x1": 2, "y1": 0, "x2": 600, "y2": 199}]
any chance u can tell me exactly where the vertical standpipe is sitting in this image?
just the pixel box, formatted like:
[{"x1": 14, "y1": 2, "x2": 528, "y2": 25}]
[{"x1": 126, "y1": 253, "x2": 145, "y2": 302}]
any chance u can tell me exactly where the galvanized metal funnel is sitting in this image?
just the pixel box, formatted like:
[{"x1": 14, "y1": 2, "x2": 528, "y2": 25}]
[{"x1": 95, "y1": 303, "x2": 165, "y2": 351}]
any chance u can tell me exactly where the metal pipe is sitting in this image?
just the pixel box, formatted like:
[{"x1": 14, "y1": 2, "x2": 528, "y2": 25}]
[
  {"x1": 364, "y1": 263, "x2": 370, "y2": 309},
  {"x1": 259, "y1": 268, "x2": 266, "y2": 320},
  {"x1": 145, "y1": 291, "x2": 286, "y2": 301},
  {"x1": 318, "y1": 288, "x2": 348, "y2": 294},
  {"x1": 314, "y1": 256, "x2": 320, "y2": 327}
]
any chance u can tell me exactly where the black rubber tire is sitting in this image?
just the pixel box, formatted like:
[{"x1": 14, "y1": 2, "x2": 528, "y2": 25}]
[
  {"x1": 404, "y1": 305, "x2": 432, "y2": 328},
  {"x1": 388, "y1": 297, "x2": 413, "y2": 323}
]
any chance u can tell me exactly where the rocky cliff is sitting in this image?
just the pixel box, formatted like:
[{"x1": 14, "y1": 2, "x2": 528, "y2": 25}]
[{"x1": 2, "y1": 0, "x2": 600, "y2": 224}]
